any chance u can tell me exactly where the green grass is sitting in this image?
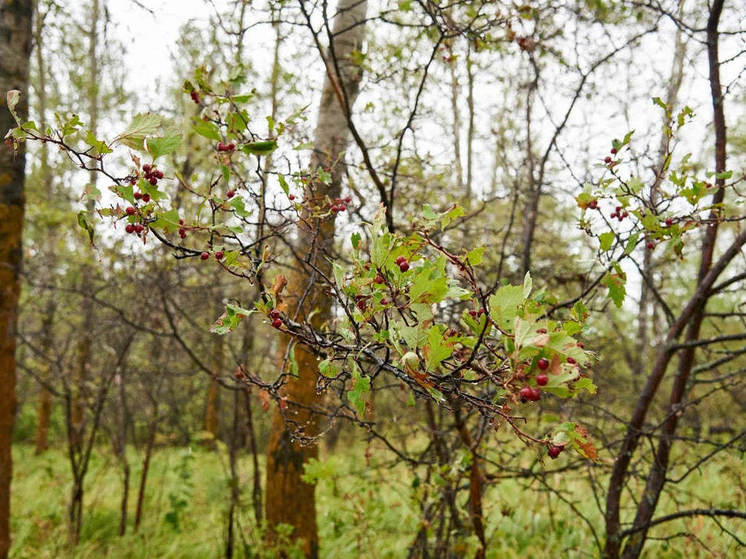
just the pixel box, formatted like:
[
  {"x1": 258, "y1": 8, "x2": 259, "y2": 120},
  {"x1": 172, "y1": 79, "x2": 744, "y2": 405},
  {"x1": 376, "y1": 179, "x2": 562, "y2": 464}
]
[{"x1": 9, "y1": 444, "x2": 745, "y2": 558}]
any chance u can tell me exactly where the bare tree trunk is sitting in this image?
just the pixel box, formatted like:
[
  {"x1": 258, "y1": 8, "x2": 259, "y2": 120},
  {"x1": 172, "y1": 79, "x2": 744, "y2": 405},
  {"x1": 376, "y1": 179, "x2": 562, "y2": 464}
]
[
  {"x1": 205, "y1": 335, "x2": 223, "y2": 441},
  {"x1": 619, "y1": 3, "x2": 727, "y2": 557},
  {"x1": 32, "y1": 0, "x2": 55, "y2": 455},
  {"x1": 264, "y1": 1, "x2": 368, "y2": 556},
  {"x1": 133, "y1": 410, "x2": 157, "y2": 533},
  {"x1": 225, "y1": 389, "x2": 240, "y2": 559},
  {"x1": 0, "y1": 3, "x2": 33, "y2": 557}
]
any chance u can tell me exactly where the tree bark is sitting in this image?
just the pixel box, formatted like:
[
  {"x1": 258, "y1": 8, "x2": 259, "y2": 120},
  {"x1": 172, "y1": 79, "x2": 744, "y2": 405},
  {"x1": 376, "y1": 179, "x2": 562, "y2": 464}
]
[
  {"x1": 264, "y1": 1, "x2": 367, "y2": 556},
  {"x1": 0, "y1": 2, "x2": 33, "y2": 557},
  {"x1": 205, "y1": 335, "x2": 223, "y2": 441}
]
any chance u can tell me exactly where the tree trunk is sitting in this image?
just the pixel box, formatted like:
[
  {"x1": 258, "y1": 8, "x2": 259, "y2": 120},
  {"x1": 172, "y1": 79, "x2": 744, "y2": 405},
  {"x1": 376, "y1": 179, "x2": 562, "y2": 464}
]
[
  {"x1": 0, "y1": 2, "x2": 33, "y2": 557},
  {"x1": 205, "y1": 334, "x2": 223, "y2": 441},
  {"x1": 264, "y1": 1, "x2": 368, "y2": 556}
]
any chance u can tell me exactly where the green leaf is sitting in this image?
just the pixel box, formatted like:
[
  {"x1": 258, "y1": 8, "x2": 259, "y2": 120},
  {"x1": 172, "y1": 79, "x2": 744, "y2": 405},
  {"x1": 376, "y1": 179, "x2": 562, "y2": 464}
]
[
  {"x1": 6, "y1": 90, "x2": 20, "y2": 122},
  {"x1": 147, "y1": 135, "x2": 182, "y2": 160},
  {"x1": 85, "y1": 131, "x2": 112, "y2": 155},
  {"x1": 77, "y1": 211, "x2": 95, "y2": 245},
  {"x1": 348, "y1": 367, "x2": 370, "y2": 416},
  {"x1": 151, "y1": 209, "x2": 181, "y2": 233},
  {"x1": 193, "y1": 120, "x2": 221, "y2": 141},
  {"x1": 599, "y1": 232, "x2": 615, "y2": 252},
  {"x1": 489, "y1": 284, "x2": 524, "y2": 332},
  {"x1": 423, "y1": 326, "x2": 452, "y2": 370},
  {"x1": 523, "y1": 271, "x2": 532, "y2": 299},
  {"x1": 318, "y1": 359, "x2": 338, "y2": 378},
  {"x1": 117, "y1": 113, "x2": 163, "y2": 150},
  {"x1": 230, "y1": 197, "x2": 250, "y2": 218},
  {"x1": 466, "y1": 247, "x2": 485, "y2": 266},
  {"x1": 210, "y1": 303, "x2": 254, "y2": 334},
  {"x1": 241, "y1": 140, "x2": 277, "y2": 155},
  {"x1": 624, "y1": 232, "x2": 639, "y2": 255},
  {"x1": 603, "y1": 272, "x2": 626, "y2": 308}
]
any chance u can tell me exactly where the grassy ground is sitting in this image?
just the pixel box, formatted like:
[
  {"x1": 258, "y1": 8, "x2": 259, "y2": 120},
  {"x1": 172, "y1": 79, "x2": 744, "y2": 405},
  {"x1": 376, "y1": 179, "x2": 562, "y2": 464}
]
[{"x1": 9, "y1": 443, "x2": 744, "y2": 558}]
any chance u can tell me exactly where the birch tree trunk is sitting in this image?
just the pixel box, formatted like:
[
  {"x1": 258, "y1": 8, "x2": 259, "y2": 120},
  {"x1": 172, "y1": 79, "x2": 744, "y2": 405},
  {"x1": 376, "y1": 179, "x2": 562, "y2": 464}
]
[
  {"x1": 0, "y1": 3, "x2": 33, "y2": 557},
  {"x1": 264, "y1": 1, "x2": 367, "y2": 556}
]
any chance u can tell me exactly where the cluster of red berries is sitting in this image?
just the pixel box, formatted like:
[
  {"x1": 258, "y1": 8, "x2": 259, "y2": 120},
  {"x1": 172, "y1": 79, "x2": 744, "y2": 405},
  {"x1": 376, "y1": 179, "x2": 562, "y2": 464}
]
[
  {"x1": 217, "y1": 142, "x2": 236, "y2": 152},
  {"x1": 178, "y1": 218, "x2": 187, "y2": 239},
  {"x1": 269, "y1": 308, "x2": 282, "y2": 329},
  {"x1": 142, "y1": 163, "x2": 163, "y2": 186},
  {"x1": 355, "y1": 295, "x2": 367, "y2": 311},
  {"x1": 468, "y1": 308, "x2": 486, "y2": 318},
  {"x1": 610, "y1": 205, "x2": 628, "y2": 221},
  {"x1": 190, "y1": 91, "x2": 200, "y2": 104},
  {"x1": 604, "y1": 146, "x2": 619, "y2": 165},
  {"x1": 520, "y1": 385, "x2": 541, "y2": 403},
  {"x1": 124, "y1": 222, "x2": 144, "y2": 235},
  {"x1": 199, "y1": 250, "x2": 224, "y2": 261},
  {"x1": 330, "y1": 196, "x2": 352, "y2": 213},
  {"x1": 395, "y1": 255, "x2": 410, "y2": 272}
]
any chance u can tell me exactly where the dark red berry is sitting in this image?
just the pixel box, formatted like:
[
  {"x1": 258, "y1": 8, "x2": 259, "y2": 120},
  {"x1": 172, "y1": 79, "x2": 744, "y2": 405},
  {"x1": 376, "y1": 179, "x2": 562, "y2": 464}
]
[
  {"x1": 536, "y1": 373, "x2": 548, "y2": 386},
  {"x1": 395, "y1": 256, "x2": 406, "y2": 265},
  {"x1": 289, "y1": 194, "x2": 295, "y2": 201},
  {"x1": 227, "y1": 143, "x2": 235, "y2": 151},
  {"x1": 125, "y1": 206, "x2": 136, "y2": 215},
  {"x1": 621, "y1": 211, "x2": 628, "y2": 218},
  {"x1": 399, "y1": 261, "x2": 409, "y2": 272},
  {"x1": 567, "y1": 357, "x2": 576, "y2": 364},
  {"x1": 143, "y1": 164, "x2": 151, "y2": 173},
  {"x1": 530, "y1": 387, "x2": 541, "y2": 401},
  {"x1": 215, "y1": 251, "x2": 224, "y2": 260},
  {"x1": 536, "y1": 328, "x2": 547, "y2": 334},
  {"x1": 610, "y1": 147, "x2": 618, "y2": 154},
  {"x1": 129, "y1": 178, "x2": 137, "y2": 185},
  {"x1": 604, "y1": 156, "x2": 612, "y2": 164},
  {"x1": 142, "y1": 193, "x2": 151, "y2": 202},
  {"x1": 134, "y1": 192, "x2": 143, "y2": 200},
  {"x1": 154, "y1": 170, "x2": 164, "y2": 179},
  {"x1": 589, "y1": 200, "x2": 598, "y2": 209},
  {"x1": 269, "y1": 309, "x2": 280, "y2": 319},
  {"x1": 226, "y1": 190, "x2": 235, "y2": 199},
  {"x1": 178, "y1": 228, "x2": 187, "y2": 239},
  {"x1": 548, "y1": 444, "x2": 563, "y2": 459},
  {"x1": 125, "y1": 224, "x2": 135, "y2": 234},
  {"x1": 272, "y1": 318, "x2": 283, "y2": 328},
  {"x1": 468, "y1": 309, "x2": 477, "y2": 317},
  {"x1": 331, "y1": 205, "x2": 339, "y2": 213},
  {"x1": 200, "y1": 251, "x2": 209, "y2": 260},
  {"x1": 665, "y1": 217, "x2": 673, "y2": 227},
  {"x1": 374, "y1": 274, "x2": 384, "y2": 284},
  {"x1": 338, "y1": 205, "x2": 346, "y2": 211},
  {"x1": 178, "y1": 219, "x2": 184, "y2": 225},
  {"x1": 610, "y1": 212, "x2": 617, "y2": 219},
  {"x1": 149, "y1": 177, "x2": 157, "y2": 185},
  {"x1": 576, "y1": 341, "x2": 584, "y2": 348},
  {"x1": 344, "y1": 196, "x2": 351, "y2": 203},
  {"x1": 357, "y1": 300, "x2": 366, "y2": 311},
  {"x1": 646, "y1": 241, "x2": 655, "y2": 250},
  {"x1": 190, "y1": 91, "x2": 200, "y2": 104},
  {"x1": 537, "y1": 358, "x2": 549, "y2": 370},
  {"x1": 519, "y1": 386, "x2": 533, "y2": 403}
]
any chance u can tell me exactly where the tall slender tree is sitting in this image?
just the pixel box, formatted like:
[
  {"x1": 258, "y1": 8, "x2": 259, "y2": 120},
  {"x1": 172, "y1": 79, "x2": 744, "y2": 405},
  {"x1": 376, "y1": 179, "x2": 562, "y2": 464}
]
[
  {"x1": 0, "y1": 3, "x2": 33, "y2": 557},
  {"x1": 264, "y1": 1, "x2": 368, "y2": 555}
]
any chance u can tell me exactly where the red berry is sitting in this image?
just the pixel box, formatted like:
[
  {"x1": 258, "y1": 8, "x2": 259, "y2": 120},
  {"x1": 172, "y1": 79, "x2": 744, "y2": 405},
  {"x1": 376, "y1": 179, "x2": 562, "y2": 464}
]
[
  {"x1": 178, "y1": 219, "x2": 184, "y2": 225},
  {"x1": 380, "y1": 298, "x2": 389, "y2": 305},
  {"x1": 125, "y1": 206, "x2": 136, "y2": 215},
  {"x1": 536, "y1": 373, "x2": 548, "y2": 386},
  {"x1": 398, "y1": 261, "x2": 409, "y2": 272},
  {"x1": 217, "y1": 142, "x2": 225, "y2": 152},
  {"x1": 200, "y1": 251, "x2": 209, "y2": 260},
  {"x1": 272, "y1": 318, "x2": 283, "y2": 328},
  {"x1": 468, "y1": 309, "x2": 477, "y2": 317},
  {"x1": 588, "y1": 200, "x2": 598, "y2": 209},
  {"x1": 143, "y1": 164, "x2": 151, "y2": 173},
  {"x1": 610, "y1": 212, "x2": 617, "y2": 219},
  {"x1": 226, "y1": 190, "x2": 235, "y2": 199},
  {"x1": 576, "y1": 341, "x2": 584, "y2": 348},
  {"x1": 125, "y1": 224, "x2": 135, "y2": 234},
  {"x1": 519, "y1": 386, "x2": 533, "y2": 403},
  {"x1": 227, "y1": 143, "x2": 235, "y2": 151},
  {"x1": 646, "y1": 241, "x2": 655, "y2": 250},
  {"x1": 344, "y1": 196, "x2": 351, "y2": 203},
  {"x1": 215, "y1": 250, "x2": 224, "y2": 260},
  {"x1": 134, "y1": 192, "x2": 143, "y2": 200},
  {"x1": 548, "y1": 444, "x2": 563, "y2": 459},
  {"x1": 610, "y1": 147, "x2": 618, "y2": 154},
  {"x1": 537, "y1": 358, "x2": 549, "y2": 370},
  {"x1": 604, "y1": 156, "x2": 612, "y2": 164},
  {"x1": 374, "y1": 274, "x2": 384, "y2": 284},
  {"x1": 357, "y1": 300, "x2": 366, "y2": 311},
  {"x1": 331, "y1": 205, "x2": 339, "y2": 213},
  {"x1": 530, "y1": 387, "x2": 541, "y2": 401},
  {"x1": 536, "y1": 328, "x2": 547, "y2": 334},
  {"x1": 154, "y1": 170, "x2": 164, "y2": 179},
  {"x1": 149, "y1": 177, "x2": 157, "y2": 185},
  {"x1": 665, "y1": 217, "x2": 673, "y2": 227},
  {"x1": 289, "y1": 194, "x2": 295, "y2": 201},
  {"x1": 269, "y1": 309, "x2": 280, "y2": 319},
  {"x1": 567, "y1": 357, "x2": 576, "y2": 364},
  {"x1": 338, "y1": 205, "x2": 346, "y2": 211},
  {"x1": 142, "y1": 193, "x2": 151, "y2": 202},
  {"x1": 395, "y1": 256, "x2": 406, "y2": 264},
  {"x1": 178, "y1": 228, "x2": 187, "y2": 239},
  {"x1": 129, "y1": 178, "x2": 137, "y2": 185},
  {"x1": 190, "y1": 91, "x2": 200, "y2": 104}
]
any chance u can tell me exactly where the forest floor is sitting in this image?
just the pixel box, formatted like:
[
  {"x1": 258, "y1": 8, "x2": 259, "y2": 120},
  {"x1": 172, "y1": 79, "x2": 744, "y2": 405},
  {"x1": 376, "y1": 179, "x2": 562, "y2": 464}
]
[{"x1": 9, "y1": 443, "x2": 744, "y2": 558}]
